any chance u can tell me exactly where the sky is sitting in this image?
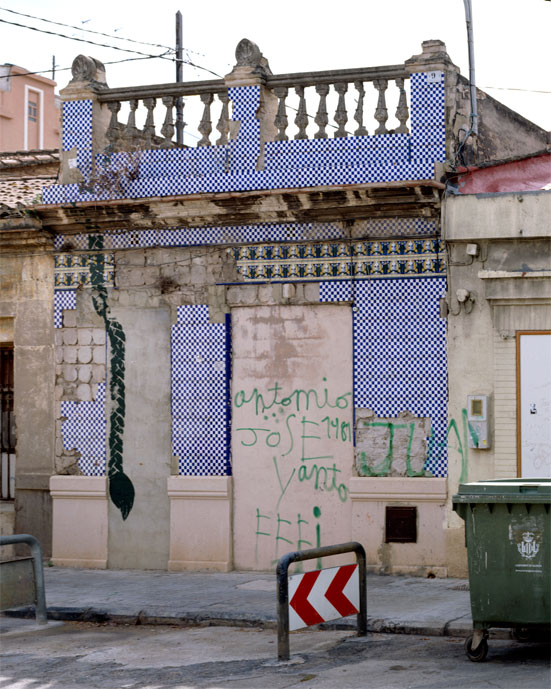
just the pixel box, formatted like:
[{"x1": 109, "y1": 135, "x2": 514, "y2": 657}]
[{"x1": 1, "y1": 0, "x2": 550, "y2": 132}]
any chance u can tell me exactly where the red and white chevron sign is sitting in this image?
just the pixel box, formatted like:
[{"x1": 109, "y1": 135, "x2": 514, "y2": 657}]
[{"x1": 288, "y1": 564, "x2": 359, "y2": 631}]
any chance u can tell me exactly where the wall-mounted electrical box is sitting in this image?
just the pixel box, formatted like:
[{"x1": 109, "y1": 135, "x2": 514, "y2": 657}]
[{"x1": 467, "y1": 395, "x2": 491, "y2": 449}]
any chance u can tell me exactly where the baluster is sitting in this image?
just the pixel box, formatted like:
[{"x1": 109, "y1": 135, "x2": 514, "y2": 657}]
[
  {"x1": 333, "y1": 82, "x2": 348, "y2": 138},
  {"x1": 160, "y1": 96, "x2": 175, "y2": 147},
  {"x1": 373, "y1": 79, "x2": 388, "y2": 135},
  {"x1": 294, "y1": 86, "x2": 308, "y2": 140},
  {"x1": 353, "y1": 81, "x2": 368, "y2": 136},
  {"x1": 198, "y1": 93, "x2": 214, "y2": 147},
  {"x1": 216, "y1": 92, "x2": 230, "y2": 145},
  {"x1": 126, "y1": 99, "x2": 139, "y2": 144},
  {"x1": 314, "y1": 84, "x2": 329, "y2": 139},
  {"x1": 106, "y1": 101, "x2": 121, "y2": 148},
  {"x1": 395, "y1": 78, "x2": 409, "y2": 134},
  {"x1": 273, "y1": 87, "x2": 288, "y2": 141},
  {"x1": 143, "y1": 98, "x2": 157, "y2": 147}
]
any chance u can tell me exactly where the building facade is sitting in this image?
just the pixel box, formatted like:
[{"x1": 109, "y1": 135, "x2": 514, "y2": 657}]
[{"x1": 1, "y1": 39, "x2": 549, "y2": 574}]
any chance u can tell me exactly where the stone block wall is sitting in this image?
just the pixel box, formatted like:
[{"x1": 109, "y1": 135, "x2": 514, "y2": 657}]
[{"x1": 55, "y1": 302, "x2": 107, "y2": 476}]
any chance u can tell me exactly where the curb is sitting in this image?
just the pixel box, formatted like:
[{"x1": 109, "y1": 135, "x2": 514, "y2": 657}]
[{"x1": 1, "y1": 606, "x2": 482, "y2": 638}]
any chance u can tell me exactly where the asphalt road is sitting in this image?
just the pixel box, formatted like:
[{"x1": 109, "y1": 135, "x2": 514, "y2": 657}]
[{"x1": 1, "y1": 619, "x2": 549, "y2": 689}]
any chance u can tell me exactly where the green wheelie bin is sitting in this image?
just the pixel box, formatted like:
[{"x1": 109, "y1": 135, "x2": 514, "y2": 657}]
[{"x1": 453, "y1": 478, "x2": 551, "y2": 661}]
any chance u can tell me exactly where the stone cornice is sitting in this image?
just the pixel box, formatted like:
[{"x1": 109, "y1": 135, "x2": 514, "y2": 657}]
[
  {"x1": 0, "y1": 219, "x2": 53, "y2": 251},
  {"x1": 34, "y1": 181, "x2": 443, "y2": 235}
]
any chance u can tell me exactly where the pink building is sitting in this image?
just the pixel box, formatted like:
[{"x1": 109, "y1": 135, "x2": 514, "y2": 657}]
[{"x1": 0, "y1": 64, "x2": 60, "y2": 151}]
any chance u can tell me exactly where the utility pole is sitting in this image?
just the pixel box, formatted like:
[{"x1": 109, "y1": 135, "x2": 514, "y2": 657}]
[
  {"x1": 175, "y1": 11, "x2": 184, "y2": 145},
  {"x1": 52, "y1": 55, "x2": 56, "y2": 82}
]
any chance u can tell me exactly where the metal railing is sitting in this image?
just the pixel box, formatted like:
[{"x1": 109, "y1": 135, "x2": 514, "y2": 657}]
[
  {"x1": 276, "y1": 541, "x2": 367, "y2": 661},
  {"x1": 0, "y1": 534, "x2": 47, "y2": 625}
]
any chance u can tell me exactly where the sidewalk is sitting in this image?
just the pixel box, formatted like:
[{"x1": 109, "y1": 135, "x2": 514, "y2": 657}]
[{"x1": 2, "y1": 567, "x2": 475, "y2": 638}]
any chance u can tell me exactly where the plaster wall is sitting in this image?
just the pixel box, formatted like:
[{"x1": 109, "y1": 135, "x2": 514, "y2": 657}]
[
  {"x1": 444, "y1": 192, "x2": 550, "y2": 240},
  {"x1": 50, "y1": 476, "x2": 108, "y2": 568},
  {"x1": 106, "y1": 304, "x2": 172, "y2": 570},
  {"x1": 0, "y1": 502, "x2": 15, "y2": 561},
  {"x1": 167, "y1": 476, "x2": 232, "y2": 571},
  {"x1": 0, "y1": 230, "x2": 55, "y2": 555},
  {"x1": 350, "y1": 477, "x2": 448, "y2": 577},
  {"x1": 231, "y1": 304, "x2": 354, "y2": 571}
]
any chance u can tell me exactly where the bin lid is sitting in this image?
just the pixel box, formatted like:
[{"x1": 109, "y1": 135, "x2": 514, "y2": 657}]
[{"x1": 453, "y1": 478, "x2": 551, "y2": 504}]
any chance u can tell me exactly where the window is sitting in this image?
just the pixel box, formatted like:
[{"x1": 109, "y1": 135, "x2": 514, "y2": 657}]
[{"x1": 28, "y1": 100, "x2": 38, "y2": 122}]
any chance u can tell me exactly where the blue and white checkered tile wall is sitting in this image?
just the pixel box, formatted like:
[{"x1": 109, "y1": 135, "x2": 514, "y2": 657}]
[
  {"x1": 52, "y1": 217, "x2": 439, "y2": 255},
  {"x1": 61, "y1": 381, "x2": 107, "y2": 476},
  {"x1": 320, "y1": 277, "x2": 448, "y2": 476},
  {"x1": 52, "y1": 222, "x2": 349, "y2": 252},
  {"x1": 171, "y1": 305, "x2": 231, "y2": 476},
  {"x1": 43, "y1": 72, "x2": 446, "y2": 205},
  {"x1": 62, "y1": 100, "x2": 93, "y2": 182},
  {"x1": 54, "y1": 289, "x2": 77, "y2": 328}
]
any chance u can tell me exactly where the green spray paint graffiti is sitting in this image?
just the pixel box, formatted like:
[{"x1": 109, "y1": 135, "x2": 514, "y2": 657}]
[
  {"x1": 254, "y1": 505, "x2": 323, "y2": 570},
  {"x1": 235, "y1": 379, "x2": 352, "y2": 567},
  {"x1": 430, "y1": 409, "x2": 477, "y2": 484},
  {"x1": 358, "y1": 410, "x2": 477, "y2": 482},
  {"x1": 89, "y1": 236, "x2": 134, "y2": 520},
  {"x1": 358, "y1": 421, "x2": 425, "y2": 478}
]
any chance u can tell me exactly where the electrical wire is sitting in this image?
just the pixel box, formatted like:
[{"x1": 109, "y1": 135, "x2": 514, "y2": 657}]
[
  {"x1": 0, "y1": 18, "x2": 223, "y2": 80},
  {"x1": 0, "y1": 6, "x2": 169, "y2": 51},
  {"x1": 0, "y1": 54, "x2": 180, "y2": 80},
  {"x1": 481, "y1": 85, "x2": 551, "y2": 94},
  {"x1": 0, "y1": 5, "x2": 207, "y2": 57},
  {"x1": 0, "y1": 18, "x2": 174, "y2": 59}
]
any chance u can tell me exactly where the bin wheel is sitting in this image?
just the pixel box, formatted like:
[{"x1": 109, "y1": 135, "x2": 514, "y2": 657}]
[
  {"x1": 511, "y1": 627, "x2": 533, "y2": 643},
  {"x1": 465, "y1": 635, "x2": 488, "y2": 662}
]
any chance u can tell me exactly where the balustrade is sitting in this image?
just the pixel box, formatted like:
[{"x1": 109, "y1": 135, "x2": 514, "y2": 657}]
[
  {"x1": 97, "y1": 65, "x2": 411, "y2": 151},
  {"x1": 98, "y1": 80, "x2": 228, "y2": 151},
  {"x1": 266, "y1": 68, "x2": 410, "y2": 141}
]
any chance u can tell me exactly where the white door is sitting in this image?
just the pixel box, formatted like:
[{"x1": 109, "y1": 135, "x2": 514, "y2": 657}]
[{"x1": 519, "y1": 333, "x2": 551, "y2": 477}]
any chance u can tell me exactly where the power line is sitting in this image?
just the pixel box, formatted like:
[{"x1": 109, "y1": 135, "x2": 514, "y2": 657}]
[
  {"x1": 0, "y1": 54, "x2": 181, "y2": 81},
  {"x1": 0, "y1": 17, "x2": 223, "y2": 80},
  {"x1": 0, "y1": 52, "x2": 223, "y2": 82},
  {"x1": 0, "y1": 17, "x2": 174, "y2": 60},
  {"x1": 0, "y1": 6, "x2": 207, "y2": 58},
  {"x1": 0, "y1": 5, "x2": 172, "y2": 51},
  {"x1": 482, "y1": 85, "x2": 551, "y2": 94}
]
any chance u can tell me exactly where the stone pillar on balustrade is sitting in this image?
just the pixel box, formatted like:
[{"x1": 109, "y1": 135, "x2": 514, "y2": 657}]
[
  {"x1": 224, "y1": 39, "x2": 278, "y2": 172},
  {"x1": 58, "y1": 56, "x2": 110, "y2": 185},
  {"x1": 405, "y1": 40, "x2": 475, "y2": 166},
  {"x1": 403, "y1": 40, "x2": 460, "y2": 173}
]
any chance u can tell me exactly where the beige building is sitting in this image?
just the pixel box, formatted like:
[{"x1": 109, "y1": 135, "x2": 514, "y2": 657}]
[
  {"x1": 0, "y1": 151, "x2": 59, "y2": 558},
  {"x1": 444, "y1": 181, "x2": 551, "y2": 572},
  {"x1": 1, "y1": 41, "x2": 549, "y2": 575}
]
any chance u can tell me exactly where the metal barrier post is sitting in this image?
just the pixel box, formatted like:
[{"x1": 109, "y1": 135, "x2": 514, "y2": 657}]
[
  {"x1": 0, "y1": 534, "x2": 48, "y2": 625},
  {"x1": 276, "y1": 541, "x2": 367, "y2": 661}
]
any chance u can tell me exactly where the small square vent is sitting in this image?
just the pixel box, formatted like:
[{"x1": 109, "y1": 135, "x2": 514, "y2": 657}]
[{"x1": 385, "y1": 506, "x2": 417, "y2": 543}]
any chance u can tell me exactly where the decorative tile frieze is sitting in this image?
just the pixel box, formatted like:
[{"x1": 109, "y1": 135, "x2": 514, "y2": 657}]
[
  {"x1": 54, "y1": 253, "x2": 115, "y2": 289},
  {"x1": 233, "y1": 239, "x2": 445, "y2": 282}
]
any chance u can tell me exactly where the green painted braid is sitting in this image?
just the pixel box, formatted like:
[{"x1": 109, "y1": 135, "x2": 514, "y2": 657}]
[{"x1": 89, "y1": 236, "x2": 135, "y2": 520}]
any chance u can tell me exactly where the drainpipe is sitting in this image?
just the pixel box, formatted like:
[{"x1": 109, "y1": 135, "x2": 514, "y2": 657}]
[{"x1": 463, "y1": 0, "x2": 478, "y2": 136}]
